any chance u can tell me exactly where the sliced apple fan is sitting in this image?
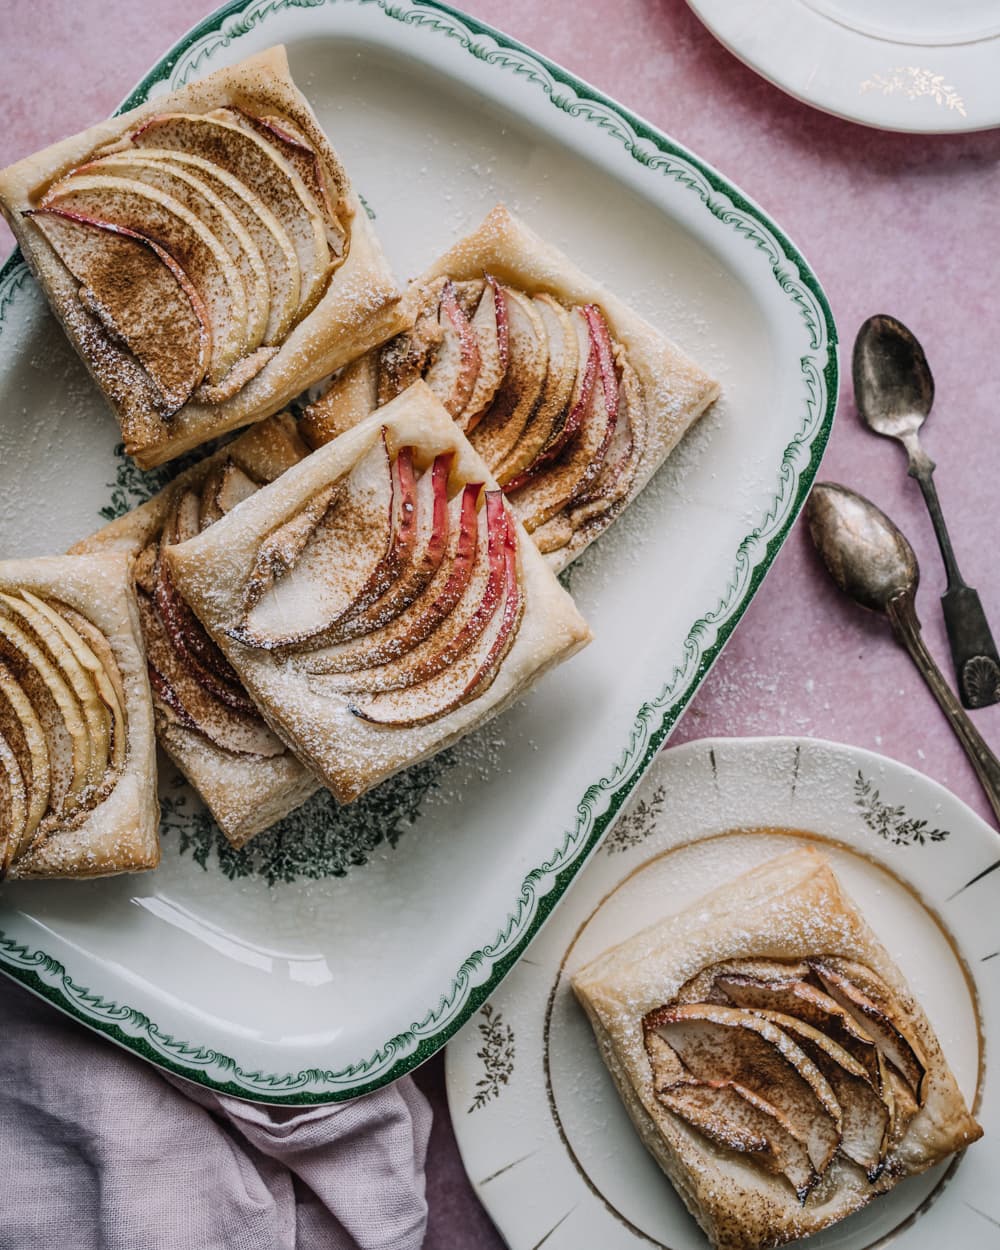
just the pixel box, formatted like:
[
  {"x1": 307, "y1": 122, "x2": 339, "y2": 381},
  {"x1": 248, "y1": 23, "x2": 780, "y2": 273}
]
[
  {"x1": 305, "y1": 275, "x2": 646, "y2": 561},
  {"x1": 28, "y1": 104, "x2": 349, "y2": 418},
  {"x1": 0, "y1": 590, "x2": 127, "y2": 876},
  {"x1": 231, "y1": 430, "x2": 523, "y2": 729},
  {"x1": 643, "y1": 957, "x2": 931, "y2": 1200}
]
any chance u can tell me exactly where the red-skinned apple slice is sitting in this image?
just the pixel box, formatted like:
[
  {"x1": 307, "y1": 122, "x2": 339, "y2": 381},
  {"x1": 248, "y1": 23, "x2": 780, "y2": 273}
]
[
  {"x1": 227, "y1": 108, "x2": 348, "y2": 258},
  {"x1": 129, "y1": 111, "x2": 330, "y2": 321},
  {"x1": 469, "y1": 288, "x2": 547, "y2": 470},
  {"x1": 645, "y1": 1002, "x2": 842, "y2": 1178},
  {"x1": 655, "y1": 1076, "x2": 819, "y2": 1201},
  {"x1": 0, "y1": 665, "x2": 50, "y2": 858},
  {"x1": 423, "y1": 280, "x2": 482, "y2": 419},
  {"x1": 231, "y1": 432, "x2": 395, "y2": 650},
  {"x1": 349, "y1": 502, "x2": 522, "y2": 726},
  {"x1": 303, "y1": 482, "x2": 480, "y2": 676},
  {"x1": 328, "y1": 490, "x2": 501, "y2": 695},
  {"x1": 566, "y1": 351, "x2": 645, "y2": 529},
  {"x1": 495, "y1": 293, "x2": 577, "y2": 485},
  {"x1": 139, "y1": 591, "x2": 284, "y2": 758},
  {"x1": 28, "y1": 207, "x2": 210, "y2": 416},
  {"x1": 0, "y1": 733, "x2": 28, "y2": 878},
  {"x1": 505, "y1": 308, "x2": 595, "y2": 495},
  {"x1": 460, "y1": 275, "x2": 509, "y2": 431},
  {"x1": 808, "y1": 959, "x2": 927, "y2": 1103},
  {"x1": 76, "y1": 151, "x2": 270, "y2": 353},
  {"x1": 41, "y1": 173, "x2": 249, "y2": 384},
  {"x1": 332, "y1": 450, "x2": 453, "y2": 640},
  {"x1": 508, "y1": 331, "x2": 614, "y2": 533},
  {"x1": 100, "y1": 147, "x2": 301, "y2": 344}
]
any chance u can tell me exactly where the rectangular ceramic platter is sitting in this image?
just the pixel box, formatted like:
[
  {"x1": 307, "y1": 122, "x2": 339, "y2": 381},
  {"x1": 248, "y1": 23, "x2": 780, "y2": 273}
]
[{"x1": 0, "y1": 0, "x2": 835, "y2": 1101}]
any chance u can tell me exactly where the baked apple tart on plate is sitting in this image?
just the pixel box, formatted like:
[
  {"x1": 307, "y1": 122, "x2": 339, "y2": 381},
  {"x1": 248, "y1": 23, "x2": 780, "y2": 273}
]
[{"x1": 0, "y1": 45, "x2": 406, "y2": 468}]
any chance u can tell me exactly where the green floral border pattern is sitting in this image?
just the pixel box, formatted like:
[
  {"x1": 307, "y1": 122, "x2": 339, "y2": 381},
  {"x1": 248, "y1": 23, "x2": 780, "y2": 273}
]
[{"x1": 0, "y1": 0, "x2": 837, "y2": 1101}]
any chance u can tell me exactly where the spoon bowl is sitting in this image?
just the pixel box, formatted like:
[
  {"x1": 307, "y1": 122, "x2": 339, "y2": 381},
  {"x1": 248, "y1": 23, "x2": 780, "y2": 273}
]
[
  {"x1": 853, "y1": 314, "x2": 934, "y2": 440},
  {"x1": 805, "y1": 482, "x2": 918, "y2": 613}
]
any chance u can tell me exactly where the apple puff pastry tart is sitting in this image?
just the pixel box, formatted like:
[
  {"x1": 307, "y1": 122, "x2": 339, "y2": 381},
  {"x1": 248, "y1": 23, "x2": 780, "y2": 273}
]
[
  {"x1": 72, "y1": 414, "x2": 319, "y2": 848},
  {"x1": 0, "y1": 553, "x2": 158, "y2": 879},
  {"x1": 301, "y1": 205, "x2": 720, "y2": 570},
  {"x1": 0, "y1": 45, "x2": 406, "y2": 469},
  {"x1": 165, "y1": 382, "x2": 592, "y2": 803},
  {"x1": 572, "y1": 848, "x2": 982, "y2": 1250}
]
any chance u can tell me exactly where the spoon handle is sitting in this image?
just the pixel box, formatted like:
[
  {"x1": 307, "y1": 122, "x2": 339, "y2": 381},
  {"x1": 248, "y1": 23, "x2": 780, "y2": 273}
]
[
  {"x1": 903, "y1": 435, "x2": 1000, "y2": 709},
  {"x1": 887, "y1": 590, "x2": 1000, "y2": 828}
]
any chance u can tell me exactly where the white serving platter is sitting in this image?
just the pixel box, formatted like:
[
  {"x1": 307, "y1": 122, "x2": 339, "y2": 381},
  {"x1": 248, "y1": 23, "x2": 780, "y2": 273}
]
[
  {"x1": 447, "y1": 736, "x2": 999, "y2": 1249},
  {"x1": 0, "y1": 1, "x2": 835, "y2": 1102},
  {"x1": 688, "y1": 0, "x2": 1000, "y2": 133}
]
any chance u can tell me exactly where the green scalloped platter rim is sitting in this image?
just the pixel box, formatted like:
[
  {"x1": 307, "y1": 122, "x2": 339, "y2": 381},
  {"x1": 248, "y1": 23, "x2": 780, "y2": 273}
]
[{"x1": 0, "y1": 0, "x2": 838, "y2": 1102}]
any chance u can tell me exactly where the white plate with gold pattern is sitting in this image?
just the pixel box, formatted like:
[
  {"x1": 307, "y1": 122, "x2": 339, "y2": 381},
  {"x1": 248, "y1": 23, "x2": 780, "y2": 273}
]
[
  {"x1": 688, "y1": 0, "x2": 1000, "y2": 133},
  {"x1": 446, "y1": 736, "x2": 999, "y2": 1248}
]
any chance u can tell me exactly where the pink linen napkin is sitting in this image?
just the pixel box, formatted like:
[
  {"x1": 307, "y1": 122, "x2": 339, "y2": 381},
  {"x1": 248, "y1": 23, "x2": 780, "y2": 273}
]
[{"x1": 0, "y1": 980, "x2": 431, "y2": 1250}]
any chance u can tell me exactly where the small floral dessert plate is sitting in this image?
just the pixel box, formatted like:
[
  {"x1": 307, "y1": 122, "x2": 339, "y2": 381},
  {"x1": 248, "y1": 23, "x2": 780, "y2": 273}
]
[
  {"x1": 688, "y1": 0, "x2": 1000, "y2": 133},
  {"x1": 446, "y1": 736, "x2": 999, "y2": 1249},
  {"x1": 0, "y1": 2, "x2": 835, "y2": 1101}
]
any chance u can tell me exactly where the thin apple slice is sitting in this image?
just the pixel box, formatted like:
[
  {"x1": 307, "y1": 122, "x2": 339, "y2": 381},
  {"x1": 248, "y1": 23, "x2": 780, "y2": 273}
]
[
  {"x1": 54, "y1": 604, "x2": 128, "y2": 776},
  {"x1": 331, "y1": 449, "x2": 453, "y2": 641},
  {"x1": 42, "y1": 173, "x2": 249, "y2": 384},
  {"x1": 422, "y1": 280, "x2": 482, "y2": 419},
  {"x1": 29, "y1": 208, "x2": 210, "y2": 416},
  {"x1": 714, "y1": 971, "x2": 882, "y2": 1083},
  {"x1": 655, "y1": 1076, "x2": 819, "y2": 1201},
  {"x1": 329, "y1": 489, "x2": 499, "y2": 695},
  {"x1": 343, "y1": 489, "x2": 505, "y2": 695},
  {"x1": 645, "y1": 1003, "x2": 842, "y2": 1178},
  {"x1": 468, "y1": 288, "x2": 547, "y2": 472},
  {"x1": 300, "y1": 353, "x2": 378, "y2": 449},
  {"x1": 495, "y1": 293, "x2": 576, "y2": 485},
  {"x1": 198, "y1": 462, "x2": 228, "y2": 531},
  {"x1": 108, "y1": 147, "x2": 301, "y2": 344},
  {"x1": 504, "y1": 308, "x2": 595, "y2": 494},
  {"x1": 232, "y1": 432, "x2": 394, "y2": 650},
  {"x1": 303, "y1": 482, "x2": 480, "y2": 676},
  {"x1": 0, "y1": 603, "x2": 90, "y2": 805},
  {"x1": 808, "y1": 959, "x2": 927, "y2": 1103},
  {"x1": 567, "y1": 351, "x2": 646, "y2": 527},
  {"x1": 0, "y1": 665, "x2": 50, "y2": 856},
  {"x1": 227, "y1": 108, "x2": 349, "y2": 258},
  {"x1": 507, "y1": 305, "x2": 619, "y2": 533},
  {"x1": 460, "y1": 275, "x2": 509, "y2": 431},
  {"x1": 0, "y1": 733, "x2": 28, "y2": 878},
  {"x1": 348, "y1": 503, "x2": 522, "y2": 726},
  {"x1": 764, "y1": 1012, "x2": 891, "y2": 1180},
  {"x1": 129, "y1": 111, "x2": 330, "y2": 322},
  {"x1": 79, "y1": 151, "x2": 270, "y2": 353},
  {"x1": 20, "y1": 592, "x2": 125, "y2": 777},
  {"x1": 0, "y1": 593, "x2": 110, "y2": 789},
  {"x1": 138, "y1": 591, "x2": 284, "y2": 758}
]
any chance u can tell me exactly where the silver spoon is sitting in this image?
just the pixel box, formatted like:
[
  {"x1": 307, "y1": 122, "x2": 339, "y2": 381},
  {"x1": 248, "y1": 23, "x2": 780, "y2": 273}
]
[
  {"x1": 806, "y1": 481, "x2": 1000, "y2": 828},
  {"x1": 853, "y1": 314, "x2": 1000, "y2": 709}
]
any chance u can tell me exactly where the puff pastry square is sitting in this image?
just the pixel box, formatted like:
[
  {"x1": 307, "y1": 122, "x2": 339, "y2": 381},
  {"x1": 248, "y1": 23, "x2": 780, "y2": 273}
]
[
  {"x1": 71, "y1": 414, "x2": 319, "y2": 847},
  {"x1": 0, "y1": 552, "x2": 159, "y2": 879},
  {"x1": 0, "y1": 45, "x2": 407, "y2": 469},
  {"x1": 301, "y1": 204, "x2": 720, "y2": 570},
  {"x1": 572, "y1": 848, "x2": 982, "y2": 1250},
  {"x1": 165, "y1": 381, "x2": 592, "y2": 803}
]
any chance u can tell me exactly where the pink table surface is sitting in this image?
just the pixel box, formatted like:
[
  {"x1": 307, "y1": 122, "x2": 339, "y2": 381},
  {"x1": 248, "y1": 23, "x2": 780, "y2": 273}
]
[{"x1": 4, "y1": 2, "x2": 1000, "y2": 1247}]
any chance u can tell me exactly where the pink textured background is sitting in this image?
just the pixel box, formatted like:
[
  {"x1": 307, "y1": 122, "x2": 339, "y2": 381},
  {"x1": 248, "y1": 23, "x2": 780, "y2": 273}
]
[{"x1": 3, "y1": 3, "x2": 999, "y2": 1247}]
